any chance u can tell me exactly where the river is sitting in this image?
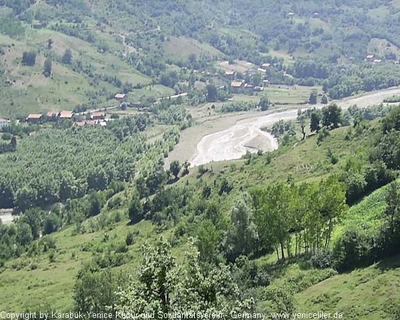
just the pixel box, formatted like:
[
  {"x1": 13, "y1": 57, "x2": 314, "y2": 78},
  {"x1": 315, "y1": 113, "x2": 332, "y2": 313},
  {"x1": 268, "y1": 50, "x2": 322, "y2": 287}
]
[{"x1": 190, "y1": 87, "x2": 400, "y2": 167}]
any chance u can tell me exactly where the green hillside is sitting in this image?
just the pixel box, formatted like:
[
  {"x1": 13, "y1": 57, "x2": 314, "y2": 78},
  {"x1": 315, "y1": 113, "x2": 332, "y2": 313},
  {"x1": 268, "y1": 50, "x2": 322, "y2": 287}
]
[
  {"x1": 1, "y1": 104, "x2": 400, "y2": 317},
  {"x1": 2, "y1": 0, "x2": 400, "y2": 318},
  {"x1": 3, "y1": 0, "x2": 400, "y2": 117}
]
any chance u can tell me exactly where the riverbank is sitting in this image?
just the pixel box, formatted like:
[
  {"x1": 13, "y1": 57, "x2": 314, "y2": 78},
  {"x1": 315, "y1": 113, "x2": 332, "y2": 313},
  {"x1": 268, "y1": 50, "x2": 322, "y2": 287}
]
[{"x1": 166, "y1": 86, "x2": 400, "y2": 168}]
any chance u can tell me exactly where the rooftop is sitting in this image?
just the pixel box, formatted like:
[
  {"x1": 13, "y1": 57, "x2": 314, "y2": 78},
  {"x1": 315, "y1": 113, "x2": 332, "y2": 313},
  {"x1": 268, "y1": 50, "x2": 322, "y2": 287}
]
[
  {"x1": 231, "y1": 81, "x2": 244, "y2": 88},
  {"x1": 59, "y1": 111, "x2": 73, "y2": 118},
  {"x1": 27, "y1": 114, "x2": 42, "y2": 119}
]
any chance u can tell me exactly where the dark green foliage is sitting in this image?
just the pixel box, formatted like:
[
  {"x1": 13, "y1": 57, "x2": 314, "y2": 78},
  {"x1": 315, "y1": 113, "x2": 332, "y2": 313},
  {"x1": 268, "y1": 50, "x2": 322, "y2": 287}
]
[
  {"x1": 74, "y1": 263, "x2": 121, "y2": 314},
  {"x1": 0, "y1": 120, "x2": 179, "y2": 210},
  {"x1": 128, "y1": 192, "x2": 143, "y2": 225},
  {"x1": 310, "y1": 112, "x2": 321, "y2": 133},
  {"x1": 196, "y1": 220, "x2": 220, "y2": 264},
  {"x1": 206, "y1": 84, "x2": 218, "y2": 102},
  {"x1": 218, "y1": 178, "x2": 233, "y2": 196},
  {"x1": 88, "y1": 192, "x2": 102, "y2": 217},
  {"x1": 220, "y1": 101, "x2": 258, "y2": 113},
  {"x1": 169, "y1": 160, "x2": 181, "y2": 179},
  {"x1": 332, "y1": 227, "x2": 378, "y2": 272},
  {"x1": 322, "y1": 103, "x2": 342, "y2": 129},
  {"x1": 125, "y1": 232, "x2": 135, "y2": 246},
  {"x1": 22, "y1": 51, "x2": 36, "y2": 66},
  {"x1": 221, "y1": 197, "x2": 259, "y2": 262},
  {"x1": 310, "y1": 250, "x2": 333, "y2": 269},
  {"x1": 43, "y1": 212, "x2": 61, "y2": 235},
  {"x1": 309, "y1": 90, "x2": 318, "y2": 104},
  {"x1": 259, "y1": 96, "x2": 270, "y2": 111},
  {"x1": 43, "y1": 58, "x2": 52, "y2": 77}
]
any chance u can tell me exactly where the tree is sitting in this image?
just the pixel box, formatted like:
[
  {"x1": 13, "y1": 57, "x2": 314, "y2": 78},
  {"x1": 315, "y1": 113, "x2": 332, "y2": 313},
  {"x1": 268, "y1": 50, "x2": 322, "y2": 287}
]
[
  {"x1": 259, "y1": 96, "x2": 270, "y2": 111},
  {"x1": 206, "y1": 84, "x2": 218, "y2": 102},
  {"x1": 10, "y1": 136, "x2": 17, "y2": 147},
  {"x1": 196, "y1": 220, "x2": 220, "y2": 264},
  {"x1": 88, "y1": 192, "x2": 101, "y2": 217},
  {"x1": 310, "y1": 111, "x2": 321, "y2": 133},
  {"x1": 128, "y1": 191, "x2": 143, "y2": 224},
  {"x1": 222, "y1": 196, "x2": 259, "y2": 262},
  {"x1": 169, "y1": 160, "x2": 181, "y2": 179},
  {"x1": 16, "y1": 222, "x2": 33, "y2": 246},
  {"x1": 74, "y1": 264, "x2": 120, "y2": 314},
  {"x1": 309, "y1": 90, "x2": 318, "y2": 104},
  {"x1": 384, "y1": 182, "x2": 400, "y2": 237},
  {"x1": 115, "y1": 238, "x2": 254, "y2": 314},
  {"x1": 62, "y1": 49, "x2": 73, "y2": 64},
  {"x1": 22, "y1": 51, "x2": 36, "y2": 66},
  {"x1": 252, "y1": 183, "x2": 294, "y2": 260},
  {"x1": 19, "y1": 208, "x2": 43, "y2": 239},
  {"x1": 43, "y1": 213, "x2": 61, "y2": 235},
  {"x1": 43, "y1": 58, "x2": 52, "y2": 78},
  {"x1": 322, "y1": 103, "x2": 342, "y2": 129},
  {"x1": 47, "y1": 38, "x2": 53, "y2": 50},
  {"x1": 321, "y1": 94, "x2": 328, "y2": 104},
  {"x1": 15, "y1": 186, "x2": 37, "y2": 212},
  {"x1": 181, "y1": 161, "x2": 190, "y2": 177}
]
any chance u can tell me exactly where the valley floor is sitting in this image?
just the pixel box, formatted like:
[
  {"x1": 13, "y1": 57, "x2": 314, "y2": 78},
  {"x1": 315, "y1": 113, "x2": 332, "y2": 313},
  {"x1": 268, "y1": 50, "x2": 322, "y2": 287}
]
[{"x1": 166, "y1": 86, "x2": 400, "y2": 168}]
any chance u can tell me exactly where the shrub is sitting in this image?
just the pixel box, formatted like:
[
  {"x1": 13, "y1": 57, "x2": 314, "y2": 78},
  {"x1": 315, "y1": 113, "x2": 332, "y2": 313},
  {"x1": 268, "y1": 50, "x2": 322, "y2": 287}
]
[
  {"x1": 310, "y1": 250, "x2": 333, "y2": 269},
  {"x1": 332, "y1": 227, "x2": 377, "y2": 272},
  {"x1": 125, "y1": 232, "x2": 135, "y2": 246}
]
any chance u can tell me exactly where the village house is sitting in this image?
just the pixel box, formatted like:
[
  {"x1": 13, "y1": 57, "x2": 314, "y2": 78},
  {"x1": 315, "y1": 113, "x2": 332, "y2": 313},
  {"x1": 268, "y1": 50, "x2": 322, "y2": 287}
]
[
  {"x1": 32, "y1": 23, "x2": 43, "y2": 29},
  {"x1": 58, "y1": 110, "x2": 74, "y2": 120},
  {"x1": 26, "y1": 114, "x2": 43, "y2": 124},
  {"x1": 365, "y1": 54, "x2": 375, "y2": 62},
  {"x1": 261, "y1": 63, "x2": 271, "y2": 70},
  {"x1": 225, "y1": 70, "x2": 235, "y2": 80},
  {"x1": 46, "y1": 111, "x2": 58, "y2": 121},
  {"x1": 91, "y1": 112, "x2": 106, "y2": 120},
  {"x1": 115, "y1": 93, "x2": 128, "y2": 102},
  {"x1": 75, "y1": 121, "x2": 85, "y2": 127},
  {"x1": 85, "y1": 120, "x2": 96, "y2": 126},
  {"x1": 230, "y1": 81, "x2": 244, "y2": 93},
  {"x1": 0, "y1": 118, "x2": 9, "y2": 129},
  {"x1": 244, "y1": 83, "x2": 254, "y2": 93}
]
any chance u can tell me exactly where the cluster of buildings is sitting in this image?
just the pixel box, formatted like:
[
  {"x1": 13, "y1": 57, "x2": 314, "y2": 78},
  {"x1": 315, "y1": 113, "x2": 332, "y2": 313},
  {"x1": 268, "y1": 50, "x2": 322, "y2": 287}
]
[
  {"x1": 0, "y1": 118, "x2": 9, "y2": 130},
  {"x1": 24, "y1": 93, "x2": 128, "y2": 126},
  {"x1": 365, "y1": 54, "x2": 382, "y2": 64},
  {"x1": 225, "y1": 63, "x2": 271, "y2": 93},
  {"x1": 26, "y1": 110, "x2": 108, "y2": 126}
]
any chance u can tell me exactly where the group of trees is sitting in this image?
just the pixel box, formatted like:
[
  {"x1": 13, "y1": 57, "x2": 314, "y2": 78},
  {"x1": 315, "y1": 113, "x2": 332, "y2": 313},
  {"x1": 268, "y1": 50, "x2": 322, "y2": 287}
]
[
  {"x1": 73, "y1": 238, "x2": 256, "y2": 315},
  {"x1": 0, "y1": 208, "x2": 61, "y2": 266},
  {"x1": 0, "y1": 136, "x2": 16, "y2": 154},
  {"x1": 332, "y1": 180, "x2": 400, "y2": 272},
  {"x1": 0, "y1": 115, "x2": 181, "y2": 212}
]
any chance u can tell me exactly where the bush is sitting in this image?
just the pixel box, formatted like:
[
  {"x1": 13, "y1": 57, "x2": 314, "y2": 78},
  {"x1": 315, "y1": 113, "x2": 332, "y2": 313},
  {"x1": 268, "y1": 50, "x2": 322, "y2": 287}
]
[
  {"x1": 125, "y1": 232, "x2": 135, "y2": 246},
  {"x1": 332, "y1": 227, "x2": 378, "y2": 272},
  {"x1": 310, "y1": 250, "x2": 333, "y2": 269},
  {"x1": 115, "y1": 243, "x2": 128, "y2": 253}
]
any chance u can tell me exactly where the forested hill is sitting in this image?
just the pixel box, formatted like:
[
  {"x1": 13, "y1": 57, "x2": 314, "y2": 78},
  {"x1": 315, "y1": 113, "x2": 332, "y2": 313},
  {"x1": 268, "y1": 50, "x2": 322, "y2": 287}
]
[
  {"x1": 16, "y1": 0, "x2": 400, "y2": 60},
  {"x1": 3, "y1": 0, "x2": 400, "y2": 117}
]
